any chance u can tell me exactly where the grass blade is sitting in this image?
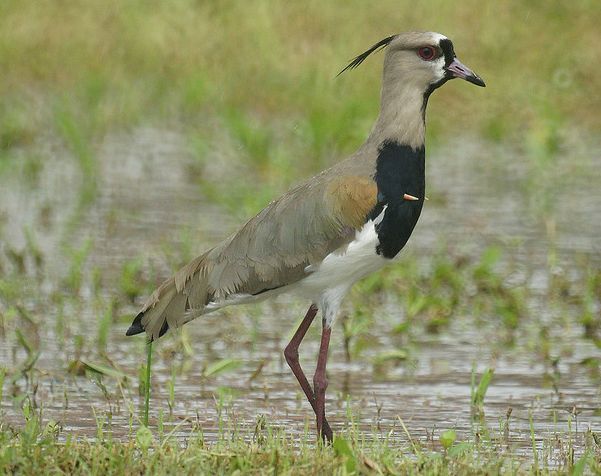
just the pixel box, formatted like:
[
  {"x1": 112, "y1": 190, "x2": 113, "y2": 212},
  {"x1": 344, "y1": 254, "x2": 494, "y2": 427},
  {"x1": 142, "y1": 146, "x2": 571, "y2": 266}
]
[{"x1": 144, "y1": 340, "x2": 153, "y2": 427}]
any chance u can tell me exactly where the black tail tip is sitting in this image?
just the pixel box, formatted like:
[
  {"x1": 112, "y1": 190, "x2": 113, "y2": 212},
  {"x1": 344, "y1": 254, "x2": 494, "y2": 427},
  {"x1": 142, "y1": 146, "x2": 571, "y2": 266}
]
[
  {"x1": 125, "y1": 312, "x2": 170, "y2": 339},
  {"x1": 125, "y1": 313, "x2": 145, "y2": 336}
]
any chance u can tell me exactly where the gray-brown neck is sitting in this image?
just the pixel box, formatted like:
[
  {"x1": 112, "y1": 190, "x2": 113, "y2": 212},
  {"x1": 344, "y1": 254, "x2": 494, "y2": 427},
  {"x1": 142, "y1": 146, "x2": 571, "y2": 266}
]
[{"x1": 366, "y1": 57, "x2": 428, "y2": 151}]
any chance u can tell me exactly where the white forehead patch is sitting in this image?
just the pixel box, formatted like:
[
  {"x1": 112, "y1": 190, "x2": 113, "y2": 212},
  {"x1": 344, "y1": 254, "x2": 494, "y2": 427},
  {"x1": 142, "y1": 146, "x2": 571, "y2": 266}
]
[{"x1": 429, "y1": 32, "x2": 448, "y2": 44}]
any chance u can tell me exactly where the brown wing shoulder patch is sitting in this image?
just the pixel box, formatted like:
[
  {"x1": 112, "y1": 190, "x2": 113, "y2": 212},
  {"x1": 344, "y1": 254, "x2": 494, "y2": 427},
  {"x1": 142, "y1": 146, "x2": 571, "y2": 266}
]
[{"x1": 327, "y1": 175, "x2": 377, "y2": 229}]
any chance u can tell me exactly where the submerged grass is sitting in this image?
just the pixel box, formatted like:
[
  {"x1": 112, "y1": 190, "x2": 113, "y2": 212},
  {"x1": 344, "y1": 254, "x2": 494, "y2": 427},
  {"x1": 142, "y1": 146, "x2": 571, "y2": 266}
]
[
  {"x1": 1, "y1": 401, "x2": 599, "y2": 475},
  {"x1": 1, "y1": 233, "x2": 599, "y2": 472},
  {"x1": 0, "y1": 243, "x2": 600, "y2": 473}
]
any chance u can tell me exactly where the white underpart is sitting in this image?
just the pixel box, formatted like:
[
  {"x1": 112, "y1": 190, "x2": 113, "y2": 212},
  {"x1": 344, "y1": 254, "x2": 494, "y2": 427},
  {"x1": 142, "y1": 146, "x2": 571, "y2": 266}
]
[
  {"x1": 292, "y1": 206, "x2": 388, "y2": 327},
  {"x1": 202, "y1": 208, "x2": 389, "y2": 328}
]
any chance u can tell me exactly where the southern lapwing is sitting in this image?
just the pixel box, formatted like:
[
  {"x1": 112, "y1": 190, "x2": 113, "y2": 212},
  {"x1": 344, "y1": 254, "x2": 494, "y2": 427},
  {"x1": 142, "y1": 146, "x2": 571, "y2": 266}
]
[{"x1": 126, "y1": 31, "x2": 485, "y2": 442}]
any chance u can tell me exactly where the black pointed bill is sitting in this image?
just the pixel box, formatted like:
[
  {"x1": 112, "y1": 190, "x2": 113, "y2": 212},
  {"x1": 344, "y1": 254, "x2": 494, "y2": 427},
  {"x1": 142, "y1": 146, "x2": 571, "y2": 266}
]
[{"x1": 445, "y1": 58, "x2": 485, "y2": 87}]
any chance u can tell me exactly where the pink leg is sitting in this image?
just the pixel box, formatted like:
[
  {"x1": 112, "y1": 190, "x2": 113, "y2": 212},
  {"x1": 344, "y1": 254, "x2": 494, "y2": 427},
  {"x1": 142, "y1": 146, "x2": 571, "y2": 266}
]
[
  {"x1": 284, "y1": 305, "x2": 333, "y2": 441},
  {"x1": 313, "y1": 318, "x2": 332, "y2": 443}
]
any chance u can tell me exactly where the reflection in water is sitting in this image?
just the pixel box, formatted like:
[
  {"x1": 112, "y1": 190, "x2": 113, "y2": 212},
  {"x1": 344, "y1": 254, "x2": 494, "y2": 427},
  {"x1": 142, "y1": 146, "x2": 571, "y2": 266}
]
[{"x1": 0, "y1": 129, "x2": 600, "y2": 462}]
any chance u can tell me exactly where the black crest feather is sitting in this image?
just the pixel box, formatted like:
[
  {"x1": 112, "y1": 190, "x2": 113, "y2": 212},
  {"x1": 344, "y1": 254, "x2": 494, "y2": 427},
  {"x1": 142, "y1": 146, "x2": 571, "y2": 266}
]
[{"x1": 337, "y1": 35, "x2": 396, "y2": 76}]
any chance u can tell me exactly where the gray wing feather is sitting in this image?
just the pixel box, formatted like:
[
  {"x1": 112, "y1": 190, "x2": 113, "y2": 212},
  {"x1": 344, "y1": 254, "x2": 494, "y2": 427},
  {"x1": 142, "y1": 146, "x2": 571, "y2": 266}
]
[{"x1": 133, "y1": 158, "x2": 376, "y2": 340}]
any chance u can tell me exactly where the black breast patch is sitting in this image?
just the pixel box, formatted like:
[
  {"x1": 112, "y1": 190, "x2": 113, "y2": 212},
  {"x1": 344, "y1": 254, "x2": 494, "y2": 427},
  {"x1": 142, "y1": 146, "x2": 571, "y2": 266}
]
[{"x1": 367, "y1": 141, "x2": 425, "y2": 259}]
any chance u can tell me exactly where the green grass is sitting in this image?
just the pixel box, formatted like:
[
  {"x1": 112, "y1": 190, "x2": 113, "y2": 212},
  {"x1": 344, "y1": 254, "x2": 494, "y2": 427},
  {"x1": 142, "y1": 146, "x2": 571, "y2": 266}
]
[
  {"x1": 1, "y1": 0, "x2": 600, "y2": 156},
  {"x1": 1, "y1": 239, "x2": 600, "y2": 473},
  {"x1": 1, "y1": 1, "x2": 597, "y2": 228},
  {"x1": 1, "y1": 2, "x2": 601, "y2": 473},
  {"x1": 1, "y1": 401, "x2": 599, "y2": 475}
]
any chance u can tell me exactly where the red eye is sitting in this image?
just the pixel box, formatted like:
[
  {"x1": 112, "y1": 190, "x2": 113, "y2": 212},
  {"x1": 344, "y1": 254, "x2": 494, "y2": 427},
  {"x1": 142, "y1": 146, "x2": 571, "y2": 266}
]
[{"x1": 417, "y1": 46, "x2": 436, "y2": 61}]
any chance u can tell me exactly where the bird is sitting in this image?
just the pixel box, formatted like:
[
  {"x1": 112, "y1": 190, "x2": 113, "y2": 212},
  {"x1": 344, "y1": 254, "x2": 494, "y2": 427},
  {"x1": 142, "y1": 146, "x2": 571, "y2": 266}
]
[{"x1": 126, "y1": 31, "x2": 485, "y2": 443}]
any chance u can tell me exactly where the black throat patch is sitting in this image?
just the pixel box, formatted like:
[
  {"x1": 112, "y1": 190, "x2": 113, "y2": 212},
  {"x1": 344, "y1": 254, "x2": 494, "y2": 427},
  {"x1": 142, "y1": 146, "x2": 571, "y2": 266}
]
[{"x1": 367, "y1": 141, "x2": 425, "y2": 259}]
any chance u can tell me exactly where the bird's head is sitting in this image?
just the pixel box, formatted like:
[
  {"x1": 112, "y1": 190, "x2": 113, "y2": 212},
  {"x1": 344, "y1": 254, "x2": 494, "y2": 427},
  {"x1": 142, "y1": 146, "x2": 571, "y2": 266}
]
[
  {"x1": 340, "y1": 31, "x2": 485, "y2": 148},
  {"x1": 339, "y1": 31, "x2": 485, "y2": 97}
]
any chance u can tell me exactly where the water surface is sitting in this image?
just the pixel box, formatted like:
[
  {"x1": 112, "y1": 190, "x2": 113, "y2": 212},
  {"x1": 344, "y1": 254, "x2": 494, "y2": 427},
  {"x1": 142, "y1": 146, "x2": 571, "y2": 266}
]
[{"x1": 1, "y1": 128, "x2": 599, "y2": 465}]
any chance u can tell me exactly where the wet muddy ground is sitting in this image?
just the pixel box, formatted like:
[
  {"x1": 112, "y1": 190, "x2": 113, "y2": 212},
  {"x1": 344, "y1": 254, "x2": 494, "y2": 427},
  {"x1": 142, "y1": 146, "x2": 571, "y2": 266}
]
[{"x1": 1, "y1": 128, "x2": 600, "y2": 464}]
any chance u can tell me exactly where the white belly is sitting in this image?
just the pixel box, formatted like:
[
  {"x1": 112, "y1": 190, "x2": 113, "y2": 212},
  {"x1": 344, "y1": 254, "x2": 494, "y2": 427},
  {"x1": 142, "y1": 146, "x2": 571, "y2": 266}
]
[{"x1": 290, "y1": 208, "x2": 387, "y2": 325}]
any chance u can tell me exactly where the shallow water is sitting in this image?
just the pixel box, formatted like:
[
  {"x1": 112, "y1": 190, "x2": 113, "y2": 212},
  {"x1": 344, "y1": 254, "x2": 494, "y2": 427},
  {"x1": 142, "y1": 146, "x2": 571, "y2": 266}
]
[{"x1": 0, "y1": 128, "x2": 600, "y2": 463}]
